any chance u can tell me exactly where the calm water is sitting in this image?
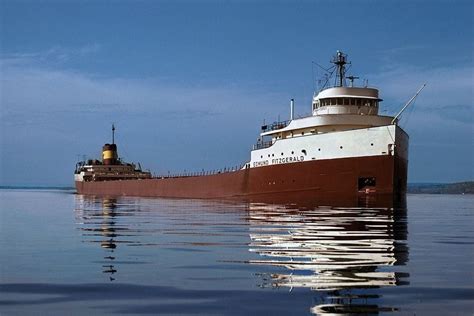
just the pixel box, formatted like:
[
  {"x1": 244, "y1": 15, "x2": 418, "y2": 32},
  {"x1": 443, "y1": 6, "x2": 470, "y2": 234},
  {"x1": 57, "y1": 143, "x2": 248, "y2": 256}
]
[{"x1": 0, "y1": 190, "x2": 473, "y2": 315}]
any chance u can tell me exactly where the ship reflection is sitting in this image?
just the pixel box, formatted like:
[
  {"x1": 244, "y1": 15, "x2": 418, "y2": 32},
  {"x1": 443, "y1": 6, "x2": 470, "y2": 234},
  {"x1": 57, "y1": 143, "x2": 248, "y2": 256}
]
[
  {"x1": 75, "y1": 196, "x2": 137, "y2": 282},
  {"x1": 246, "y1": 204, "x2": 409, "y2": 314}
]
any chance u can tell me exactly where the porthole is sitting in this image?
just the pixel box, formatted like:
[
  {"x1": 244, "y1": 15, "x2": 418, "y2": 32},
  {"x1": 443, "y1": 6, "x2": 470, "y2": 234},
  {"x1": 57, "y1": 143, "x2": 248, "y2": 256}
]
[
  {"x1": 281, "y1": 152, "x2": 284, "y2": 156},
  {"x1": 291, "y1": 151, "x2": 294, "y2": 154},
  {"x1": 340, "y1": 146, "x2": 343, "y2": 149},
  {"x1": 272, "y1": 154, "x2": 274, "y2": 157},
  {"x1": 371, "y1": 143, "x2": 374, "y2": 146},
  {"x1": 302, "y1": 149, "x2": 307, "y2": 155},
  {"x1": 318, "y1": 148, "x2": 321, "y2": 151},
  {"x1": 261, "y1": 155, "x2": 263, "y2": 158},
  {"x1": 268, "y1": 154, "x2": 270, "y2": 157}
]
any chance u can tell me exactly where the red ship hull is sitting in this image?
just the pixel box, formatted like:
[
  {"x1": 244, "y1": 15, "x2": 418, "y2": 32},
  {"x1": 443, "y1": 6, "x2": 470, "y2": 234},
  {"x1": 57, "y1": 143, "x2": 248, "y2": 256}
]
[{"x1": 76, "y1": 154, "x2": 407, "y2": 207}]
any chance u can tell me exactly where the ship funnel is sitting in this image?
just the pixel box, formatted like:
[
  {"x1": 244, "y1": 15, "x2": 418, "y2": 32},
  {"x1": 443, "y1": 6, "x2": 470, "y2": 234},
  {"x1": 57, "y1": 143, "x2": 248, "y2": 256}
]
[
  {"x1": 290, "y1": 99, "x2": 294, "y2": 120},
  {"x1": 102, "y1": 124, "x2": 119, "y2": 165},
  {"x1": 102, "y1": 143, "x2": 118, "y2": 165}
]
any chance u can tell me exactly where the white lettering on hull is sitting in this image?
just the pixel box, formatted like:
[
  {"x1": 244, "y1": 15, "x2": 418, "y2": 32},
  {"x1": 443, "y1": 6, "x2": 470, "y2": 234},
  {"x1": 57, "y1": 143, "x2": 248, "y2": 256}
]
[
  {"x1": 252, "y1": 155, "x2": 306, "y2": 167},
  {"x1": 272, "y1": 156, "x2": 305, "y2": 165},
  {"x1": 253, "y1": 160, "x2": 269, "y2": 167}
]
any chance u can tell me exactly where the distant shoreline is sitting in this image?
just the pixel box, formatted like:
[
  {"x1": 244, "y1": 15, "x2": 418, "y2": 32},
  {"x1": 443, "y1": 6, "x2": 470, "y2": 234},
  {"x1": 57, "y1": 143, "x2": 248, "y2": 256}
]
[
  {"x1": 407, "y1": 181, "x2": 474, "y2": 195},
  {"x1": 2, "y1": 182, "x2": 473, "y2": 195}
]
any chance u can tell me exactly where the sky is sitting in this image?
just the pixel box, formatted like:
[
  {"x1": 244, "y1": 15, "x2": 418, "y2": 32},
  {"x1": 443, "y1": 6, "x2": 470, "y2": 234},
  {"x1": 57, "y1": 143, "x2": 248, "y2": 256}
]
[{"x1": 0, "y1": 0, "x2": 473, "y2": 186}]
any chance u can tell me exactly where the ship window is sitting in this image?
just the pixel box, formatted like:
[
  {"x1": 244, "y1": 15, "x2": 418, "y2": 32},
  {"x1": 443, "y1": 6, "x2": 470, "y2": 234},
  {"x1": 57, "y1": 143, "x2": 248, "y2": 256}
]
[
  {"x1": 301, "y1": 149, "x2": 307, "y2": 155},
  {"x1": 351, "y1": 98, "x2": 356, "y2": 105},
  {"x1": 343, "y1": 98, "x2": 349, "y2": 105},
  {"x1": 291, "y1": 151, "x2": 294, "y2": 154},
  {"x1": 337, "y1": 98, "x2": 342, "y2": 105},
  {"x1": 281, "y1": 152, "x2": 284, "y2": 156},
  {"x1": 357, "y1": 98, "x2": 362, "y2": 106},
  {"x1": 329, "y1": 98, "x2": 335, "y2": 106}
]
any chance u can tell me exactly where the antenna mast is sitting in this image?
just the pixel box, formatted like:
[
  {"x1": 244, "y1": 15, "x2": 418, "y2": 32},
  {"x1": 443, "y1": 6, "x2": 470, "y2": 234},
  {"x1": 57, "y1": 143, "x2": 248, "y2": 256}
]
[
  {"x1": 112, "y1": 124, "x2": 115, "y2": 144},
  {"x1": 332, "y1": 51, "x2": 349, "y2": 87}
]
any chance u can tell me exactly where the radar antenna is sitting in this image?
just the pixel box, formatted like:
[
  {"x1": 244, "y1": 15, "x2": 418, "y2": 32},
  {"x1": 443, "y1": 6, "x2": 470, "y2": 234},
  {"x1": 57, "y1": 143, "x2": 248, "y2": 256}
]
[
  {"x1": 346, "y1": 75, "x2": 359, "y2": 87},
  {"x1": 331, "y1": 51, "x2": 350, "y2": 87}
]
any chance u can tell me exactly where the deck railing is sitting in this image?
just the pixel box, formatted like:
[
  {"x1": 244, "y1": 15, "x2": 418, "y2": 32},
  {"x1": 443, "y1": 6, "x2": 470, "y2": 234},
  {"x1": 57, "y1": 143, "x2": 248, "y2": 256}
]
[
  {"x1": 260, "y1": 120, "x2": 290, "y2": 133},
  {"x1": 253, "y1": 140, "x2": 273, "y2": 150},
  {"x1": 153, "y1": 163, "x2": 250, "y2": 179}
]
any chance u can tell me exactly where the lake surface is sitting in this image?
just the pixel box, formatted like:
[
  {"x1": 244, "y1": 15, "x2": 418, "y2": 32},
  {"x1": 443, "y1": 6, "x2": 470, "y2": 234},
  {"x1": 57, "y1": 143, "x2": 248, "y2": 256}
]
[{"x1": 0, "y1": 189, "x2": 473, "y2": 315}]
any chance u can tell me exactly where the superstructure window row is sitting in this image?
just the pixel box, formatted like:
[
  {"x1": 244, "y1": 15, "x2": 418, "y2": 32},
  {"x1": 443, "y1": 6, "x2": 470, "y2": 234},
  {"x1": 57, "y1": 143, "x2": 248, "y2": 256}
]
[{"x1": 314, "y1": 98, "x2": 379, "y2": 109}]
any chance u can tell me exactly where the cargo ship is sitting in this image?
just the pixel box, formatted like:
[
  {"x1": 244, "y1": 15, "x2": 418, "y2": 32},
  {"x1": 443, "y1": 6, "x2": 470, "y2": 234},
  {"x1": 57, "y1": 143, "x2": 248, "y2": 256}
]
[{"x1": 75, "y1": 51, "x2": 423, "y2": 205}]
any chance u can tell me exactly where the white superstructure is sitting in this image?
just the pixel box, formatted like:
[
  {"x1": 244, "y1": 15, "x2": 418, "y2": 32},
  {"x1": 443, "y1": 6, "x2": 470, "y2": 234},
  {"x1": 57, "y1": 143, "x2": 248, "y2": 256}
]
[{"x1": 249, "y1": 51, "x2": 408, "y2": 169}]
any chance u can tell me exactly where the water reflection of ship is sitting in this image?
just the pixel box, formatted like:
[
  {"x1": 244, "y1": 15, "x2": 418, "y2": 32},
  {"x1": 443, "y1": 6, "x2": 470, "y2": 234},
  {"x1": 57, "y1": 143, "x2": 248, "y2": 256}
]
[
  {"x1": 75, "y1": 196, "x2": 126, "y2": 281},
  {"x1": 246, "y1": 204, "x2": 409, "y2": 314},
  {"x1": 100, "y1": 199, "x2": 118, "y2": 279}
]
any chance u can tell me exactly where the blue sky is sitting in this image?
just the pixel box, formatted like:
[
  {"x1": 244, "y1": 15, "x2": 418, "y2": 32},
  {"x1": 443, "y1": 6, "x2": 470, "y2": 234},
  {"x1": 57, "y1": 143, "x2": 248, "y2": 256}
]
[{"x1": 0, "y1": 0, "x2": 472, "y2": 186}]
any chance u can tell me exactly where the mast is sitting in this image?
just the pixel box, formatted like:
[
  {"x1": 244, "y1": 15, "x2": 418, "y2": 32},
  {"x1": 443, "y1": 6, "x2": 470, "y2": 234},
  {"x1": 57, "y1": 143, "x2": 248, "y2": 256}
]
[
  {"x1": 112, "y1": 124, "x2": 115, "y2": 144},
  {"x1": 332, "y1": 51, "x2": 349, "y2": 87},
  {"x1": 290, "y1": 99, "x2": 295, "y2": 120}
]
